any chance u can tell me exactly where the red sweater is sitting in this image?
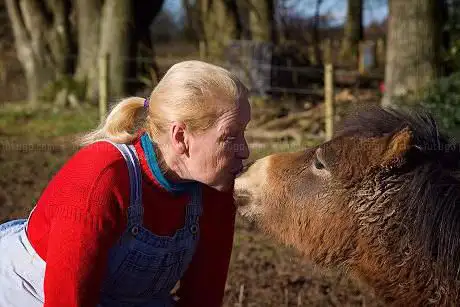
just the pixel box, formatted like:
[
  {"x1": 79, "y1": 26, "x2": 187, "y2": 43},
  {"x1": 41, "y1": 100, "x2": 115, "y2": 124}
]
[{"x1": 26, "y1": 136, "x2": 236, "y2": 307}]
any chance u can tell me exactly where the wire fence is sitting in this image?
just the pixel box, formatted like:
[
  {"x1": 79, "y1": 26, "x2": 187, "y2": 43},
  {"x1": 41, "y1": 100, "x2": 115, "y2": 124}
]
[
  {"x1": 0, "y1": 40, "x2": 386, "y2": 154},
  {"x1": 0, "y1": 39, "x2": 384, "y2": 106}
]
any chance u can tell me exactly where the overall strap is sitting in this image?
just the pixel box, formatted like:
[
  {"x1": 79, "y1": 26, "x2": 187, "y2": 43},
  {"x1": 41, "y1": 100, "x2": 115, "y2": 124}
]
[
  {"x1": 103, "y1": 140, "x2": 143, "y2": 228},
  {"x1": 185, "y1": 184, "x2": 203, "y2": 229}
]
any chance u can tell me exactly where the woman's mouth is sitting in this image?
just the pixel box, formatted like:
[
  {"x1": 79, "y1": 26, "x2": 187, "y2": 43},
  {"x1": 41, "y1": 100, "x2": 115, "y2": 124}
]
[{"x1": 232, "y1": 166, "x2": 244, "y2": 176}]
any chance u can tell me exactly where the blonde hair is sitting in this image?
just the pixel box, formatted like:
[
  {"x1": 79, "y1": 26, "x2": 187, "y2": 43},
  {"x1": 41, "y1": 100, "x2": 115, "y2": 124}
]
[{"x1": 77, "y1": 60, "x2": 248, "y2": 146}]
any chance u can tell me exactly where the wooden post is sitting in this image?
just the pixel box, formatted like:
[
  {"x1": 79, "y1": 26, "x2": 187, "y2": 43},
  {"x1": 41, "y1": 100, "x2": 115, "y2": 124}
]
[
  {"x1": 307, "y1": 45, "x2": 317, "y2": 65},
  {"x1": 358, "y1": 41, "x2": 365, "y2": 75},
  {"x1": 293, "y1": 68, "x2": 298, "y2": 88},
  {"x1": 287, "y1": 58, "x2": 298, "y2": 88},
  {"x1": 199, "y1": 40, "x2": 206, "y2": 60},
  {"x1": 99, "y1": 53, "x2": 109, "y2": 123},
  {"x1": 324, "y1": 39, "x2": 332, "y2": 65},
  {"x1": 370, "y1": 41, "x2": 376, "y2": 69},
  {"x1": 0, "y1": 58, "x2": 5, "y2": 86},
  {"x1": 376, "y1": 38, "x2": 385, "y2": 68},
  {"x1": 324, "y1": 63, "x2": 335, "y2": 141}
]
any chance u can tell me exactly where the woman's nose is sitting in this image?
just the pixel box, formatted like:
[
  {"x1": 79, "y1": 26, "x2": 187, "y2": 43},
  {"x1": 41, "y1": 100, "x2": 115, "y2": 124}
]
[{"x1": 236, "y1": 139, "x2": 250, "y2": 159}]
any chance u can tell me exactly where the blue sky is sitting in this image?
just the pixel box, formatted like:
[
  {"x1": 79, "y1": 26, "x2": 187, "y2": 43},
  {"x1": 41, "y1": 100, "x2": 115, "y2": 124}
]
[{"x1": 163, "y1": 0, "x2": 389, "y2": 26}]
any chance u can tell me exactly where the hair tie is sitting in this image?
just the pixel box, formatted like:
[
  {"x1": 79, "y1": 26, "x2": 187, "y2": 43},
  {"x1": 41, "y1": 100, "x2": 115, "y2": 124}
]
[{"x1": 143, "y1": 98, "x2": 149, "y2": 109}]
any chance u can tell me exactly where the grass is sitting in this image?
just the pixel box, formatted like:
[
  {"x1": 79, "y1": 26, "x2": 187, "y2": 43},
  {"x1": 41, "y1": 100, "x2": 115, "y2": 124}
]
[
  {"x1": 0, "y1": 100, "x2": 324, "y2": 157},
  {"x1": 0, "y1": 102, "x2": 100, "y2": 139}
]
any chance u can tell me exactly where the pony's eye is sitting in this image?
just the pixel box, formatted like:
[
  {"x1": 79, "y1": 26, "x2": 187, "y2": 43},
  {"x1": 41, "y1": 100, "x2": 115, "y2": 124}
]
[
  {"x1": 311, "y1": 148, "x2": 330, "y2": 178},
  {"x1": 314, "y1": 156, "x2": 325, "y2": 170},
  {"x1": 313, "y1": 148, "x2": 327, "y2": 170}
]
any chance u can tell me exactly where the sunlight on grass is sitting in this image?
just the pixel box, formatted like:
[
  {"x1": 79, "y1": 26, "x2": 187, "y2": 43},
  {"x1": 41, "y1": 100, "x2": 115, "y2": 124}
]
[
  {"x1": 0, "y1": 102, "x2": 99, "y2": 138},
  {"x1": 0, "y1": 101, "x2": 325, "y2": 158}
]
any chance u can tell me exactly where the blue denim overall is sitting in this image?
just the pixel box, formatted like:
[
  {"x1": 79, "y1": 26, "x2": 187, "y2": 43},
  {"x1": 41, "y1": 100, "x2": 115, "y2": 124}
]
[
  {"x1": 0, "y1": 138, "x2": 203, "y2": 307},
  {"x1": 99, "y1": 140, "x2": 203, "y2": 306}
]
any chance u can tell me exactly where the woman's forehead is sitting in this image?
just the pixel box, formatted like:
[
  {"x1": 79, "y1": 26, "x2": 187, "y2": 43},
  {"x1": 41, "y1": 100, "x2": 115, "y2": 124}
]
[{"x1": 218, "y1": 107, "x2": 249, "y2": 131}]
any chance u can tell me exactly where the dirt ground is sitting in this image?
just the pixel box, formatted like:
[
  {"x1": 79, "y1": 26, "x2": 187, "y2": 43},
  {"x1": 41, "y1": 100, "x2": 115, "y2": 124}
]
[{"x1": 0, "y1": 129, "x2": 383, "y2": 306}]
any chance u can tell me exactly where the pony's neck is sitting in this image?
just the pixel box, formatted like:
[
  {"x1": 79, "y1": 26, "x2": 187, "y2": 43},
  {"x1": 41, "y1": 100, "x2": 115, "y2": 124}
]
[{"x1": 352, "y1": 253, "x2": 455, "y2": 306}]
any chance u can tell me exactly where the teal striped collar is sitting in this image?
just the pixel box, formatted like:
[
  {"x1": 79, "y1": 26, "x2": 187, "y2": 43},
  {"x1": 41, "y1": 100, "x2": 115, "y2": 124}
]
[{"x1": 140, "y1": 133, "x2": 197, "y2": 194}]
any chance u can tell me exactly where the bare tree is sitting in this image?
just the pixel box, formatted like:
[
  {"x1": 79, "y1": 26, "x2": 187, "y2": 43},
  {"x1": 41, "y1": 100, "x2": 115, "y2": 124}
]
[
  {"x1": 5, "y1": 0, "x2": 164, "y2": 105},
  {"x1": 247, "y1": 0, "x2": 275, "y2": 43},
  {"x1": 313, "y1": 0, "x2": 324, "y2": 66},
  {"x1": 200, "y1": 0, "x2": 241, "y2": 59},
  {"x1": 382, "y1": 0, "x2": 444, "y2": 107},
  {"x1": 5, "y1": 0, "x2": 75, "y2": 105},
  {"x1": 77, "y1": 0, "x2": 164, "y2": 101},
  {"x1": 75, "y1": 0, "x2": 102, "y2": 102},
  {"x1": 182, "y1": 0, "x2": 205, "y2": 43},
  {"x1": 340, "y1": 0, "x2": 363, "y2": 65},
  {"x1": 98, "y1": 0, "x2": 132, "y2": 100}
]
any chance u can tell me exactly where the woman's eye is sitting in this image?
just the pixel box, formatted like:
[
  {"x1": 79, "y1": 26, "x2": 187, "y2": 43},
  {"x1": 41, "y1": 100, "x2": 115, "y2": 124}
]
[{"x1": 225, "y1": 136, "x2": 237, "y2": 142}]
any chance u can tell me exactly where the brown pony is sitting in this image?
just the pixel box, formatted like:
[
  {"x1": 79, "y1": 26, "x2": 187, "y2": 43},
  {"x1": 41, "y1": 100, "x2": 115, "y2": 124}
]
[{"x1": 235, "y1": 105, "x2": 460, "y2": 306}]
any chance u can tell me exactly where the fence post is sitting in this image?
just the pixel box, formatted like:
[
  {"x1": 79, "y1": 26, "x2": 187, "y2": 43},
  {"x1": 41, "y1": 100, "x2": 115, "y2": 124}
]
[
  {"x1": 307, "y1": 46, "x2": 317, "y2": 65},
  {"x1": 99, "y1": 53, "x2": 109, "y2": 123},
  {"x1": 324, "y1": 39, "x2": 332, "y2": 65},
  {"x1": 287, "y1": 58, "x2": 298, "y2": 88},
  {"x1": 199, "y1": 40, "x2": 206, "y2": 60},
  {"x1": 376, "y1": 38, "x2": 385, "y2": 68},
  {"x1": 324, "y1": 63, "x2": 335, "y2": 141},
  {"x1": 358, "y1": 41, "x2": 365, "y2": 74}
]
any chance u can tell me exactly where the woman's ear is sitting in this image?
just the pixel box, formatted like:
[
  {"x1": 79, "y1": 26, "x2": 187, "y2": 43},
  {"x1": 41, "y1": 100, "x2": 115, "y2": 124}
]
[{"x1": 170, "y1": 122, "x2": 187, "y2": 154}]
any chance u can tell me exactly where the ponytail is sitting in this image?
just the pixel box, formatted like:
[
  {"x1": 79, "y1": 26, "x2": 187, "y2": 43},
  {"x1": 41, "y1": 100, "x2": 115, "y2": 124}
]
[{"x1": 77, "y1": 96, "x2": 146, "y2": 146}]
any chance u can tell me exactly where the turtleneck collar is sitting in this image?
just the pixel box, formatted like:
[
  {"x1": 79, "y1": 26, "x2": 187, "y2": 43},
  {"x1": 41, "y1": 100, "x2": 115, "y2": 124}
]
[{"x1": 139, "y1": 132, "x2": 198, "y2": 195}]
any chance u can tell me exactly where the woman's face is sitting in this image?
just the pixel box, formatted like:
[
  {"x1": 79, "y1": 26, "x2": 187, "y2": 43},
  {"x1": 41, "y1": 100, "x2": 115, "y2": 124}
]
[{"x1": 186, "y1": 97, "x2": 251, "y2": 192}]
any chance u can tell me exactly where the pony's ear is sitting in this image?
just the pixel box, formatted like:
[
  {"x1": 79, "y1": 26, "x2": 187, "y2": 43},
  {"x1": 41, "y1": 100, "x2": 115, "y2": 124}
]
[{"x1": 380, "y1": 127, "x2": 413, "y2": 169}]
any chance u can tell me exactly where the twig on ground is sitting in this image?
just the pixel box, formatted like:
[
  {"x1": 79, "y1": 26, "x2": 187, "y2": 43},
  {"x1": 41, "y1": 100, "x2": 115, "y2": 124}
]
[{"x1": 237, "y1": 284, "x2": 245, "y2": 307}]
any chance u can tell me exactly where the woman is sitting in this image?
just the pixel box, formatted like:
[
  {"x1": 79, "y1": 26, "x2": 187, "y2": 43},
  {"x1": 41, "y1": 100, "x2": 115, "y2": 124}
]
[{"x1": 0, "y1": 60, "x2": 251, "y2": 307}]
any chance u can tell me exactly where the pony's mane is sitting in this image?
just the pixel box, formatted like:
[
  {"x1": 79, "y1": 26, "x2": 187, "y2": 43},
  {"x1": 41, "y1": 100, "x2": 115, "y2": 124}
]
[{"x1": 337, "y1": 105, "x2": 460, "y2": 280}]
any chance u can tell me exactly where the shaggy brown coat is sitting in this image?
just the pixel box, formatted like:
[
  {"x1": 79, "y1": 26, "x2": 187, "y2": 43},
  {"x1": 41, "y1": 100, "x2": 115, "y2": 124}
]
[{"x1": 235, "y1": 106, "x2": 460, "y2": 306}]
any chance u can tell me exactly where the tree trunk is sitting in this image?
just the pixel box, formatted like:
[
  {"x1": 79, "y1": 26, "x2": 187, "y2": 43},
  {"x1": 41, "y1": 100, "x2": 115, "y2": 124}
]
[
  {"x1": 382, "y1": 0, "x2": 443, "y2": 107},
  {"x1": 46, "y1": 0, "x2": 75, "y2": 75},
  {"x1": 200, "y1": 0, "x2": 241, "y2": 60},
  {"x1": 313, "y1": 0, "x2": 323, "y2": 66},
  {"x1": 248, "y1": 0, "x2": 275, "y2": 43},
  {"x1": 128, "y1": 0, "x2": 165, "y2": 94},
  {"x1": 6, "y1": 0, "x2": 163, "y2": 105},
  {"x1": 5, "y1": 0, "x2": 74, "y2": 105},
  {"x1": 75, "y1": 0, "x2": 102, "y2": 102},
  {"x1": 340, "y1": 0, "x2": 363, "y2": 65},
  {"x1": 182, "y1": 0, "x2": 205, "y2": 43},
  {"x1": 76, "y1": 0, "x2": 163, "y2": 102},
  {"x1": 99, "y1": 0, "x2": 132, "y2": 101}
]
